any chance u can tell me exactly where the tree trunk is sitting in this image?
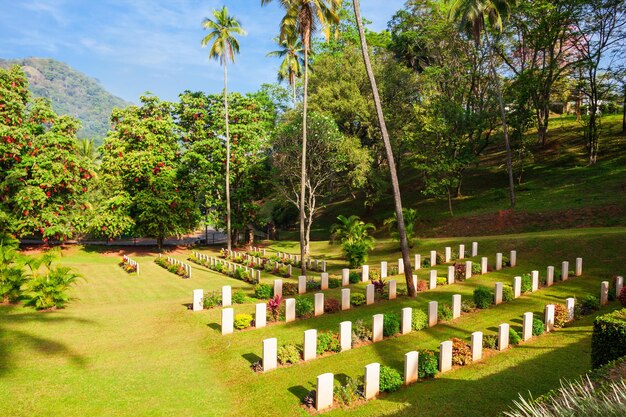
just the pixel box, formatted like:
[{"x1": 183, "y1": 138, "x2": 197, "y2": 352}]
[
  {"x1": 447, "y1": 187, "x2": 454, "y2": 216},
  {"x1": 485, "y1": 31, "x2": 516, "y2": 208},
  {"x1": 622, "y1": 84, "x2": 625, "y2": 134},
  {"x1": 224, "y1": 63, "x2": 232, "y2": 251},
  {"x1": 353, "y1": 0, "x2": 415, "y2": 297},
  {"x1": 299, "y1": 36, "x2": 309, "y2": 275}
]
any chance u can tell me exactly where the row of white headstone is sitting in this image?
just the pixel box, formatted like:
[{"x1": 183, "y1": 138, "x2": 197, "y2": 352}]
[
  {"x1": 122, "y1": 255, "x2": 139, "y2": 275},
  {"x1": 247, "y1": 246, "x2": 267, "y2": 256},
  {"x1": 159, "y1": 254, "x2": 191, "y2": 278},
  {"x1": 312, "y1": 298, "x2": 582, "y2": 411},
  {"x1": 192, "y1": 252, "x2": 262, "y2": 282},
  {"x1": 258, "y1": 249, "x2": 328, "y2": 273}
]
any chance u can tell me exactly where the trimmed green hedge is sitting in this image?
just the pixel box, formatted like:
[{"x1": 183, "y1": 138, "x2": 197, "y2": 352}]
[{"x1": 591, "y1": 308, "x2": 626, "y2": 369}]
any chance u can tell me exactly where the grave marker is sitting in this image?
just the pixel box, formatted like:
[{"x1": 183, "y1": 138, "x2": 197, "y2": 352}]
[
  {"x1": 440, "y1": 341, "x2": 453, "y2": 372},
  {"x1": 364, "y1": 363, "x2": 380, "y2": 400},
  {"x1": 366, "y1": 284, "x2": 375, "y2": 305},
  {"x1": 471, "y1": 331, "x2": 483, "y2": 361},
  {"x1": 496, "y1": 253, "x2": 503, "y2": 271},
  {"x1": 262, "y1": 338, "x2": 277, "y2": 372},
  {"x1": 430, "y1": 250, "x2": 437, "y2": 266},
  {"x1": 398, "y1": 258, "x2": 404, "y2": 274},
  {"x1": 447, "y1": 266, "x2": 455, "y2": 285},
  {"x1": 562, "y1": 261, "x2": 569, "y2": 280},
  {"x1": 381, "y1": 261, "x2": 388, "y2": 278},
  {"x1": 342, "y1": 269, "x2": 350, "y2": 286},
  {"x1": 404, "y1": 351, "x2": 419, "y2": 385},
  {"x1": 481, "y1": 257, "x2": 488, "y2": 274},
  {"x1": 274, "y1": 279, "x2": 283, "y2": 298},
  {"x1": 316, "y1": 373, "x2": 333, "y2": 411},
  {"x1": 362, "y1": 265, "x2": 369, "y2": 282},
  {"x1": 340, "y1": 321, "x2": 352, "y2": 351},
  {"x1": 341, "y1": 288, "x2": 350, "y2": 311},
  {"x1": 465, "y1": 261, "x2": 472, "y2": 279},
  {"x1": 498, "y1": 323, "x2": 509, "y2": 351},
  {"x1": 546, "y1": 266, "x2": 554, "y2": 286},
  {"x1": 472, "y1": 241, "x2": 478, "y2": 257},
  {"x1": 459, "y1": 244, "x2": 465, "y2": 260},
  {"x1": 531, "y1": 271, "x2": 539, "y2": 292},
  {"x1": 445, "y1": 247, "x2": 451, "y2": 263},
  {"x1": 314, "y1": 293, "x2": 324, "y2": 317},
  {"x1": 576, "y1": 258, "x2": 583, "y2": 276},
  {"x1": 414, "y1": 254, "x2": 421, "y2": 270},
  {"x1": 285, "y1": 298, "x2": 296, "y2": 322},
  {"x1": 320, "y1": 273, "x2": 329, "y2": 290},
  {"x1": 388, "y1": 280, "x2": 397, "y2": 300},
  {"x1": 222, "y1": 308, "x2": 234, "y2": 335},
  {"x1": 372, "y1": 314, "x2": 384, "y2": 342},
  {"x1": 298, "y1": 276, "x2": 306, "y2": 294},
  {"x1": 565, "y1": 298, "x2": 575, "y2": 322},
  {"x1": 510, "y1": 250, "x2": 517, "y2": 267},
  {"x1": 192, "y1": 289, "x2": 203, "y2": 312},
  {"x1": 513, "y1": 276, "x2": 521, "y2": 298},
  {"x1": 452, "y1": 294, "x2": 461, "y2": 319},
  {"x1": 522, "y1": 312, "x2": 533, "y2": 341},
  {"x1": 494, "y1": 282, "x2": 503, "y2": 305},
  {"x1": 222, "y1": 286, "x2": 232, "y2": 307},
  {"x1": 401, "y1": 307, "x2": 412, "y2": 335},
  {"x1": 600, "y1": 281, "x2": 609, "y2": 306},
  {"x1": 428, "y1": 301, "x2": 438, "y2": 327},
  {"x1": 545, "y1": 304, "x2": 555, "y2": 332},
  {"x1": 255, "y1": 303, "x2": 266, "y2": 328},
  {"x1": 303, "y1": 329, "x2": 317, "y2": 361},
  {"x1": 429, "y1": 270, "x2": 437, "y2": 289}
]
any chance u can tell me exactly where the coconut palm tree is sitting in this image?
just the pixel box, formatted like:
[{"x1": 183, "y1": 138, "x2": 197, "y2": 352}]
[
  {"x1": 201, "y1": 6, "x2": 247, "y2": 251},
  {"x1": 266, "y1": 33, "x2": 305, "y2": 104},
  {"x1": 351, "y1": 0, "x2": 416, "y2": 296},
  {"x1": 447, "y1": 0, "x2": 517, "y2": 208},
  {"x1": 261, "y1": 0, "x2": 341, "y2": 274},
  {"x1": 330, "y1": 215, "x2": 376, "y2": 267}
]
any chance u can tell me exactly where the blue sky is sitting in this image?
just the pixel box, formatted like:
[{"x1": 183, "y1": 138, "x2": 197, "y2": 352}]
[{"x1": 0, "y1": 0, "x2": 406, "y2": 103}]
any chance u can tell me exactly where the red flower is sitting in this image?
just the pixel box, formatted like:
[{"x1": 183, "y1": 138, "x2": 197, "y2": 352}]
[{"x1": 46, "y1": 191, "x2": 51, "y2": 198}]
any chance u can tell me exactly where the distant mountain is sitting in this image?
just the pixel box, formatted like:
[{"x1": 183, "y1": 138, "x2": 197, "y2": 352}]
[{"x1": 0, "y1": 57, "x2": 132, "y2": 144}]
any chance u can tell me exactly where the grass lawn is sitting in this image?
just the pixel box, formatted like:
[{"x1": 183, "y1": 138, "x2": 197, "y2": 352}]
[{"x1": 0, "y1": 227, "x2": 624, "y2": 416}]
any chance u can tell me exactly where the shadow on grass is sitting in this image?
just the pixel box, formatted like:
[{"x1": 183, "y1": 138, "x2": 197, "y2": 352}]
[
  {"x1": 242, "y1": 352, "x2": 261, "y2": 365},
  {"x1": 207, "y1": 322, "x2": 221, "y2": 332},
  {"x1": 288, "y1": 385, "x2": 311, "y2": 402}
]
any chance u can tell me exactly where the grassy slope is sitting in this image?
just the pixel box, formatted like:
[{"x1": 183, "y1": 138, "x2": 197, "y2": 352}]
[{"x1": 0, "y1": 228, "x2": 624, "y2": 416}]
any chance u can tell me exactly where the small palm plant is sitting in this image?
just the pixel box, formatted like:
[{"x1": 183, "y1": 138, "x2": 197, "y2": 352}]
[
  {"x1": 0, "y1": 236, "x2": 28, "y2": 303},
  {"x1": 24, "y1": 249, "x2": 82, "y2": 310},
  {"x1": 384, "y1": 208, "x2": 418, "y2": 248},
  {"x1": 330, "y1": 215, "x2": 376, "y2": 268}
]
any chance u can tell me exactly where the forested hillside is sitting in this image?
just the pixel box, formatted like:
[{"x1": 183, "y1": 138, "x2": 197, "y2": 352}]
[{"x1": 0, "y1": 57, "x2": 130, "y2": 142}]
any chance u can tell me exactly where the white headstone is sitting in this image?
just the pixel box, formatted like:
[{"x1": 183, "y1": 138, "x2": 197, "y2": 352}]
[
  {"x1": 380, "y1": 261, "x2": 388, "y2": 278},
  {"x1": 465, "y1": 261, "x2": 472, "y2": 279},
  {"x1": 513, "y1": 276, "x2": 521, "y2": 298},
  {"x1": 531, "y1": 271, "x2": 539, "y2": 292},
  {"x1": 452, "y1": 294, "x2": 461, "y2": 319},
  {"x1": 447, "y1": 266, "x2": 455, "y2": 285},
  {"x1": 316, "y1": 373, "x2": 333, "y2": 411},
  {"x1": 496, "y1": 253, "x2": 503, "y2": 271},
  {"x1": 401, "y1": 307, "x2": 412, "y2": 335},
  {"x1": 494, "y1": 282, "x2": 503, "y2": 305},
  {"x1": 616, "y1": 276, "x2": 624, "y2": 297},
  {"x1": 364, "y1": 363, "x2": 380, "y2": 400},
  {"x1": 510, "y1": 250, "x2": 517, "y2": 267},
  {"x1": 498, "y1": 323, "x2": 509, "y2": 351},
  {"x1": 256, "y1": 270, "x2": 261, "y2": 283},
  {"x1": 298, "y1": 276, "x2": 306, "y2": 294},
  {"x1": 429, "y1": 270, "x2": 437, "y2": 289},
  {"x1": 321, "y1": 260, "x2": 327, "y2": 272},
  {"x1": 575, "y1": 258, "x2": 583, "y2": 276},
  {"x1": 412, "y1": 275, "x2": 418, "y2": 292},
  {"x1": 561, "y1": 261, "x2": 569, "y2": 281},
  {"x1": 342, "y1": 269, "x2": 350, "y2": 286},
  {"x1": 314, "y1": 293, "x2": 324, "y2": 317},
  {"x1": 565, "y1": 298, "x2": 575, "y2": 322},
  {"x1": 389, "y1": 280, "x2": 397, "y2": 300},
  {"x1": 262, "y1": 338, "x2": 277, "y2": 372},
  {"x1": 546, "y1": 266, "x2": 554, "y2": 287},
  {"x1": 428, "y1": 301, "x2": 438, "y2": 327},
  {"x1": 303, "y1": 329, "x2": 317, "y2": 361},
  {"x1": 398, "y1": 258, "x2": 404, "y2": 274},
  {"x1": 340, "y1": 321, "x2": 352, "y2": 351},
  {"x1": 341, "y1": 288, "x2": 350, "y2": 311},
  {"x1": 274, "y1": 279, "x2": 283, "y2": 298},
  {"x1": 255, "y1": 303, "x2": 266, "y2": 328},
  {"x1": 362, "y1": 265, "x2": 369, "y2": 282},
  {"x1": 522, "y1": 312, "x2": 533, "y2": 341},
  {"x1": 481, "y1": 257, "x2": 488, "y2": 274},
  {"x1": 222, "y1": 308, "x2": 234, "y2": 335},
  {"x1": 287, "y1": 264, "x2": 292, "y2": 277},
  {"x1": 192, "y1": 289, "x2": 203, "y2": 312},
  {"x1": 472, "y1": 241, "x2": 478, "y2": 257},
  {"x1": 600, "y1": 281, "x2": 609, "y2": 306},
  {"x1": 222, "y1": 286, "x2": 232, "y2": 307},
  {"x1": 320, "y1": 273, "x2": 329, "y2": 290},
  {"x1": 545, "y1": 304, "x2": 555, "y2": 332},
  {"x1": 445, "y1": 247, "x2": 451, "y2": 263},
  {"x1": 414, "y1": 254, "x2": 421, "y2": 270},
  {"x1": 459, "y1": 244, "x2": 465, "y2": 260},
  {"x1": 440, "y1": 340, "x2": 453, "y2": 372},
  {"x1": 430, "y1": 250, "x2": 437, "y2": 266},
  {"x1": 372, "y1": 314, "x2": 384, "y2": 342},
  {"x1": 366, "y1": 284, "x2": 375, "y2": 305},
  {"x1": 404, "y1": 351, "x2": 419, "y2": 385},
  {"x1": 471, "y1": 331, "x2": 483, "y2": 361},
  {"x1": 285, "y1": 298, "x2": 296, "y2": 322}
]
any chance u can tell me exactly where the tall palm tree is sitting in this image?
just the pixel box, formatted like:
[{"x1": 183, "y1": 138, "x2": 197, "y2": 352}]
[
  {"x1": 447, "y1": 0, "x2": 517, "y2": 208},
  {"x1": 351, "y1": 0, "x2": 415, "y2": 296},
  {"x1": 262, "y1": 0, "x2": 341, "y2": 274},
  {"x1": 266, "y1": 33, "x2": 305, "y2": 104},
  {"x1": 77, "y1": 138, "x2": 99, "y2": 162},
  {"x1": 201, "y1": 6, "x2": 247, "y2": 251}
]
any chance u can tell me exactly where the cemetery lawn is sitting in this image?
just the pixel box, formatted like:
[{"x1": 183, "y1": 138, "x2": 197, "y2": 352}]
[{"x1": 0, "y1": 227, "x2": 624, "y2": 416}]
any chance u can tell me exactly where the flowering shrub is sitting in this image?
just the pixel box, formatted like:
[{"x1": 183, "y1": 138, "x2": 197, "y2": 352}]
[{"x1": 267, "y1": 295, "x2": 282, "y2": 321}]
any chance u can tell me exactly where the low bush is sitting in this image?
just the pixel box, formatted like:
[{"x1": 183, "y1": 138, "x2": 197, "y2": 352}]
[
  {"x1": 579, "y1": 295, "x2": 600, "y2": 316},
  {"x1": 234, "y1": 313, "x2": 253, "y2": 330},
  {"x1": 324, "y1": 298, "x2": 341, "y2": 313},
  {"x1": 554, "y1": 303, "x2": 569, "y2": 328},
  {"x1": 451, "y1": 337, "x2": 472, "y2": 365},
  {"x1": 352, "y1": 319, "x2": 372, "y2": 343},
  {"x1": 471, "y1": 262, "x2": 482, "y2": 275},
  {"x1": 234, "y1": 267, "x2": 247, "y2": 281},
  {"x1": 371, "y1": 278, "x2": 386, "y2": 295},
  {"x1": 412, "y1": 309, "x2": 428, "y2": 331},
  {"x1": 533, "y1": 318, "x2": 545, "y2": 336},
  {"x1": 436, "y1": 277, "x2": 447, "y2": 286},
  {"x1": 349, "y1": 271, "x2": 360, "y2": 284},
  {"x1": 379, "y1": 366, "x2": 403, "y2": 392},
  {"x1": 509, "y1": 328, "x2": 521, "y2": 345},
  {"x1": 483, "y1": 334, "x2": 498, "y2": 349},
  {"x1": 473, "y1": 286, "x2": 493, "y2": 309},
  {"x1": 295, "y1": 297, "x2": 314, "y2": 318},
  {"x1": 277, "y1": 344, "x2": 300, "y2": 365},
  {"x1": 333, "y1": 377, "x2": 362, "y2": 406},
  {"x1": 418, "y1": 350, "x2": 439, "y2": 378},
  {"x1": 306, "y1": 278, "x2": 320, "y2": 292},
  {"x1": 520, "y1": 273, "x2": 532, "y2": 293},
  {"x1": 383, "y1": 313, "x2": 400, "y2": 337},
  {"x1": 328, "y1": 277, "x2": 342, "y2": 289},
  {"x1": 317, "y1": 331, "x2": 341, "y2": 355},
  {"x1": 232, "y1": 289, "x2": 246, "y2": 304},
  {"x1": 453, "y1": 262, "x2": 466, "y2": 281},
  {"x1": 439, "y1": 303, "x2": 453, "y2": 321},
  {"x1": 267, "y1": 295, "x2": 282, "y2": 321},
  {"x1": 282, "y1": 282, "x2": 298, "y2": 296},
  {"x1": 350, "y1": 293, "x2": 366, "y2": 306},
  {"x1": 416, "y1": 280, "x2": 428, "y2": 292},
  {"x1": 461, "y1": 300, "x2": 476, "y2": 313},
  {"x1": 254, "y1": 283, "x2": 272, "y2": 300},
  {"x1": 502, "y1": 286, "x2": 514, "y2": 302},
  {"x1": 591, "y1": 309, "x2": 626, "y2": 369},
  {"x1": 203, "y1": 291, "x2": 221, "y2": 309}
]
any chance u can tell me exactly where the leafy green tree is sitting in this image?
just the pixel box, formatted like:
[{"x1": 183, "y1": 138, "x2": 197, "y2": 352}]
[
  {"x1": 267, "y1": 33, "x2": 305, "y2": 104},
  {"x1": 330, "y1": 214, "x2": 375, "y2": 267},
  {"x1": 0, "y1": 65, "x2": 96, "y2": 242},
  {"x1": 201, "y1": 6, "x2": 247, "y2": 251},
  {"x1": 447, "y1": 0, "x2": 518, "y2": 208},
  {"x1": 384, "y1": 208, "x2": 418, "y2": 249},
  {"x1": 0, "y1": 234, "x2": 27, "y2": 303},
  {"x1": 98, "y1": 95, "x2": 199, "y2": 248},
  {"x1": 23, "y1": 249, "x2": 81, "y2": 310},
  {"x1": 262, "y1": 0, "x2": 341, "y2": 273}
]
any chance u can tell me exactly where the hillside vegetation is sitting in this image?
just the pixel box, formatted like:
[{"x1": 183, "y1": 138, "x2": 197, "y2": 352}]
[{"x1": 0, "y1": 57, "x2": 130, "y2": 142}]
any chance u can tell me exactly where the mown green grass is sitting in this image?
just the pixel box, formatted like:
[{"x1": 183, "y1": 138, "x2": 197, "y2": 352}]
[{"x1": 0, "y1": 227, "x2": 624, "y2": 416}]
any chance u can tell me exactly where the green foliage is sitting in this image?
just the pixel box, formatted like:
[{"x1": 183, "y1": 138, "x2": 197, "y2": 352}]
[
  {"x1": 509, "y1": 328, "x2": 522, "y2": 345},
  {"x1": 254, "y1": 283, "x2": 272, "y2": 299},
  {"x1": 418, "y1": 350, "x2": 439, "y2": 378},
  {"x1": 330, "y1": 215, "x2": 376, "y2": 268},
  {"x1": 533, "y1": 318, "x2": 545, "y2": 336},
  {"x1": 412, "y1": 309, "x2": 428, "y2": 331},
  {"x1": 483, "y1": 335, "x2": 498, "y2": 350},
  {"x1": 233, "y1": 313, "x2": 253, "y2": 330},
  {"x1": 438, "y1": 303, "x2": 453, "y2": 321},
  {"x1": 352, "y1": 319, "x2": 372, "y2": 344},
  {"x1": 383, "y1": 313, "x2": 400, "y2": 337},
  {"x1": 591, "y1": 309, "x2": 626, "y2": 369},
  {"x1": 451, "y1": 337, "x2": 472, "y2": 366},
  {"x1": 295, "y1": 297, "x2": 314, "y2": 318},
  {"x1": 282, "y1": 282, "x2": 298, "y2": 296},
  {"x1": 0, "y1": 235, "x2": 27, "y2": 303},
  {"x1": 316, "y1": 331, "x2": 341, "y2": 355},
  {"x1": 232, "y1": 289, "x2": 246, "y2": 304},
  {"x1": 203, "y1": 291, "x2": 221, "y2": 309},
  {"x1": 461, "y1": 299, "x2": 477, "y2": 313},
  {"x1": 521, "y1": 274, "x2": 532, "y2": 293},
  {"x1": 384, "y1": 208, "x2": 418, "y2": 248},
  {"x1": 379, "y1": 366, "x2": 403, "y2": 392},
  {"x1": 436, "y1": 277, "x2": 447, "y2": 286},
  {"x1": 348, "y1": 271, "x2": 360, "y2": 284},
  {"x1": 473, "y1": 286, "x2": 493, "y2": 309},
  {"x1": 323, "y1": 298, "x2": 341, "y2": 313},
  {"x1": 579, "y1": 296, "x2": 600, "y2": 316},
  {"x1": 333, "y1": 377, "x2": 362, "y2": 406},
  {"x1": 503, "y1": 286, "x2": 514, "y2": 302},
  {"x1": 554, "y1": 304, "x2": 569, "y2": 328},
  {"x1": 24, "y1": 251, "x2": 81, "y2": 310},
  {"x1": 277, "y1": 344, "x2": 300, "y2": 365},
  {"x1": 350, "y1": 293, "x2": 366, "y2": 306}
]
